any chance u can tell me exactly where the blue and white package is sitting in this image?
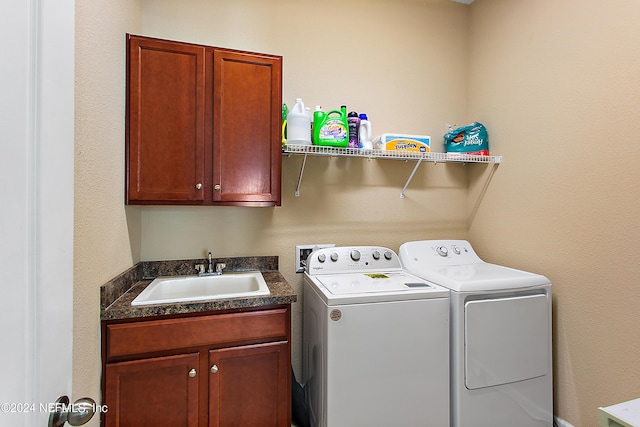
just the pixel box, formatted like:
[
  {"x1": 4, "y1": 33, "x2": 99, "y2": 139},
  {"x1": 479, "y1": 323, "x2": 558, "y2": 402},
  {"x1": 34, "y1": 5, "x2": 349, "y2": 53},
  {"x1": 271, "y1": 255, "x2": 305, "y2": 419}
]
[{"x1": 444, "y1": 122, "x2": 489, "y2": 155}]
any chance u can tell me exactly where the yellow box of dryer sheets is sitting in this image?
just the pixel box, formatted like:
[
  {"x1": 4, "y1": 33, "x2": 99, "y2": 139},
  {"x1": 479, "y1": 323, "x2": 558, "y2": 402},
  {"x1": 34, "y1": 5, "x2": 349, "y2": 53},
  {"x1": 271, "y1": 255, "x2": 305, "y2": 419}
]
[{"x1": 374, "y1": 133, "x2": 431, "y2": 152}]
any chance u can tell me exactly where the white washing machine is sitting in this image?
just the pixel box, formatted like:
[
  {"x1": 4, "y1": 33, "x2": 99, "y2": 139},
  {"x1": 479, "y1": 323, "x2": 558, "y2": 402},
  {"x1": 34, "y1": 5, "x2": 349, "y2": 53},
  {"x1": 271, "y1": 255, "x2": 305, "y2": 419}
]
[
  {"x1": 399, "y1": 240, "x2": 553, "y2": 427},
  {"x1": 302, "y1": 246, "x2": 450, "y2": 427}
]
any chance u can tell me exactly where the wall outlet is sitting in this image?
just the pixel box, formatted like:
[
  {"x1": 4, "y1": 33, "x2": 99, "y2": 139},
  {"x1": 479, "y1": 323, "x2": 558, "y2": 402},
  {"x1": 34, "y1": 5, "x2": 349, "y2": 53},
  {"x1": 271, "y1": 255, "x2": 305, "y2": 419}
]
[{"x1": 296, "y1": 244, "x2": 335, "y2": 273}]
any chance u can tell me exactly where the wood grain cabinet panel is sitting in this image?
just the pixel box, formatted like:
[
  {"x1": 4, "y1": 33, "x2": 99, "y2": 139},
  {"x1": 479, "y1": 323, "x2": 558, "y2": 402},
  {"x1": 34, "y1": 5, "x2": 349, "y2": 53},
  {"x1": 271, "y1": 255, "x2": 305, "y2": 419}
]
[
  {"x1": 212, "y1": 49, "x2": 282, "y2": 205},
  {"x1": 209, "y1": 342, "x2": 290, "y2": 427},
  {"x1": 126, "y1": 36, "x2": 206, "y2": 203},
  {"x1": 106, "y1": 307, "x2": 289, "y2": 359},
  {"x1": 102, "y1": 305, "x2": 292, "y2": 426},
  {"x1": 104, "y1": 353, "x2": 200, "y2": 427},
  {"x1": 126, "y1": 34, "x2": 282, "y2": 206}
]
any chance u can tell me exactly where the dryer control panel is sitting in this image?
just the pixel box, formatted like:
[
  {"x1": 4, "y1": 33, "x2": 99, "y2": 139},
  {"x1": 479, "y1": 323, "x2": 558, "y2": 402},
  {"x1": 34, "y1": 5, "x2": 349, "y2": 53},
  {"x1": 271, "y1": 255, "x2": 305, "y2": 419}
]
[
  {"x1": 306, "y1": 246, "x2": 401, "y2": 274},
  {"x1": 399, "y1": 240, "x2": 483, "y2": 267}
]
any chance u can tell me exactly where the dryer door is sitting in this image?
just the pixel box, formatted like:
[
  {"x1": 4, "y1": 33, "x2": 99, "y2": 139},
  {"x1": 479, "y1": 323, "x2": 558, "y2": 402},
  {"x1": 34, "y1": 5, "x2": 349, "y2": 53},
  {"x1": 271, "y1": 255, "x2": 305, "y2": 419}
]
[{"x1": 464, "y1": 293, "x2": 550, "y2": 390}]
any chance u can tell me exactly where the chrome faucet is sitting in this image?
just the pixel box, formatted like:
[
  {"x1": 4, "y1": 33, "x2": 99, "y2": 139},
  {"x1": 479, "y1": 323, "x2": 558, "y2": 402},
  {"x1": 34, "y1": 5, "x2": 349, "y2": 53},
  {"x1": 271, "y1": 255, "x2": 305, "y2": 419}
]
[
  {"x1": 207, "y1": 252, "x2": 214, "y2": 274},
  {"x1": 195, "y1": 252, "x2": 226, "y2": 276}
]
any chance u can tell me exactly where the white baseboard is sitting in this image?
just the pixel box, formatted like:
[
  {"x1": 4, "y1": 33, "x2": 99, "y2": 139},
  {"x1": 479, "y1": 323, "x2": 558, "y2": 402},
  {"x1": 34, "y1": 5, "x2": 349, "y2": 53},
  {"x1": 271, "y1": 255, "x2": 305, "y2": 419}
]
[{"x1": 555, "y1": 416, "x2": 576, "y2": 427}]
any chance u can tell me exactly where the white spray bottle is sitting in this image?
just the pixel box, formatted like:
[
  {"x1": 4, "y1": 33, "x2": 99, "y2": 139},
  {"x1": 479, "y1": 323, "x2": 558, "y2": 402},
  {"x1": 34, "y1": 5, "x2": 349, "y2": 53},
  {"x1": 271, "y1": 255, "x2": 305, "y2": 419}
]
[{"x1": 358, "y1": 113, "x2": 373, "y2": 149}]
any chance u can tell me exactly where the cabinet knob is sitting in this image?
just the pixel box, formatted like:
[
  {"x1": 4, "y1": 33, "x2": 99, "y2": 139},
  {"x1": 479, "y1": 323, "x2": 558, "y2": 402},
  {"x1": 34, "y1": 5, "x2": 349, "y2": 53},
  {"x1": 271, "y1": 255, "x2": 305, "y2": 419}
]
[
  {"x1": 195, "y1": 183, "x2": 203, "y2": 190},
  {"x1": 210, "y1": 364, "x2": 219, "y2": 374},
  {"x1": 189, "y1": 368, "x2": 197, "y2": 378},
  {"x1": 214, "y1": 184, "x2": 221, "y2": 191}
]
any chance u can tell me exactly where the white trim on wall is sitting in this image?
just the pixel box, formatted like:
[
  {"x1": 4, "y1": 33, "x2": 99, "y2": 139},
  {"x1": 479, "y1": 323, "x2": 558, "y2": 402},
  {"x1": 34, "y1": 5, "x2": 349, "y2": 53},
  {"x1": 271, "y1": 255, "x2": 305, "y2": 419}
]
[{"x1": 555, "y1": 416, "x2": 576, "y2": 427}]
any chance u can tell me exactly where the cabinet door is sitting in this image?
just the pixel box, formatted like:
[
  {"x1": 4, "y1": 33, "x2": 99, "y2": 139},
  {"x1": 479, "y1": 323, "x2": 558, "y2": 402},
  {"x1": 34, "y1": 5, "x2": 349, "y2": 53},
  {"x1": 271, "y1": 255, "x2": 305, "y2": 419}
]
[
  {"x1": 212, "y1": 50, "x2": 282, "y2": 206},
  {"x1": 104, "y1": 353, "x2": 200, "y2": 427},
  {"x1": 127, "y1": 35, "x2": 206, "y2": 203},
  {"x1": 209, "y1": 342, "x2": 290, "y2": 427}
]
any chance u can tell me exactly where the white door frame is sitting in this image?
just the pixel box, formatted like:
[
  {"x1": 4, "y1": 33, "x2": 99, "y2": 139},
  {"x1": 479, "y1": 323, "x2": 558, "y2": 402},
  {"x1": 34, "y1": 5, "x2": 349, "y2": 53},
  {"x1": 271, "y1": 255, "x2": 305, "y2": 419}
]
[{"x1": 0, "y1": 0, "x2": 74, "y2": 425}]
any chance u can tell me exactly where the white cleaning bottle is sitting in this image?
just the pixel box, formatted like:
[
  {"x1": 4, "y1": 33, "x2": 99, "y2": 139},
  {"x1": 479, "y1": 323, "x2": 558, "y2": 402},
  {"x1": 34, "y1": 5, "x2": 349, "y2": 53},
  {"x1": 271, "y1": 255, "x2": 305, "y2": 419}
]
[
  {"x1": 358, "y1": 113, "x2": 373, "y2": 149},
  {"x1": 286, "y1": 98, "x2": 312, "y2": 145}
]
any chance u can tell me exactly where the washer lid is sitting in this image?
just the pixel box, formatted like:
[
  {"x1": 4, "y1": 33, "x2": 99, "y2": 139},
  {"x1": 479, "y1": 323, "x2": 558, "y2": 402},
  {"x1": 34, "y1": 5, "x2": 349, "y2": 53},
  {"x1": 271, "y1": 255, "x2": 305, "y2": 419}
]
[
  {"x1": 316, "y1": 271, "x2": 434, "y2": 295},
  {"x1": 310, "y1": 271, "x2": 449, "y2": 304}
]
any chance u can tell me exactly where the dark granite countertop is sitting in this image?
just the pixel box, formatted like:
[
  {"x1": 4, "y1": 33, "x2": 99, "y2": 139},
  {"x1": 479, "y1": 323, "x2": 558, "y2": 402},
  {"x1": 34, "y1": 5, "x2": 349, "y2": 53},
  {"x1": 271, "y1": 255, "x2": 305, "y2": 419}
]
[{"x1": 101, "y1": 256, "x2": 297, "y2": 321}]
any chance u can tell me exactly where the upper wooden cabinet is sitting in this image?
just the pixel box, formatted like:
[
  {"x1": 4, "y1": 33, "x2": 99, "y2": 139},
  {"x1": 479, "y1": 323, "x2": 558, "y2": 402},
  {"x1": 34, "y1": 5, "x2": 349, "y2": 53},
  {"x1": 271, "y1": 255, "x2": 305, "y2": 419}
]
[
  {"x1": 126, "y1": 36, "x2": 206, "y2": 203},
  {"x1": 126, "y1": 35, "x2": 282, "y2": 206}
]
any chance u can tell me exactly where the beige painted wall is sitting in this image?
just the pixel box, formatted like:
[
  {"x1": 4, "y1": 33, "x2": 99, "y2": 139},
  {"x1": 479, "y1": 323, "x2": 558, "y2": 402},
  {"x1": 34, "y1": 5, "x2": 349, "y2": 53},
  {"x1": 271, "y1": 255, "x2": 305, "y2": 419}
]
[
  {"x1": 468, "y1": 0, "x2": 640, "y2": 426},
  {"x1": 75, "y1": 0, "x2": 640, "y2": 426},
  {"x1": 138, "y1": 0, "x2": 471, "y2": 379},
  {"x1": 74, "y1": 1, "x2": 141, "y2": 426},
  {"x1": 74, "y1": 1, "x2": 470, "y2": 425}
]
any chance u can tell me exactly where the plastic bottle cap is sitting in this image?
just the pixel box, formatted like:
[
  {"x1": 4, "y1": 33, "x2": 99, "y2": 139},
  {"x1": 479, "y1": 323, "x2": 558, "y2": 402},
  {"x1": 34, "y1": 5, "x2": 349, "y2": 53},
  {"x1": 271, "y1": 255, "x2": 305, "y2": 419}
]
[{"x1": 359, "y1": 113, "x2": 368, "y2": 120}]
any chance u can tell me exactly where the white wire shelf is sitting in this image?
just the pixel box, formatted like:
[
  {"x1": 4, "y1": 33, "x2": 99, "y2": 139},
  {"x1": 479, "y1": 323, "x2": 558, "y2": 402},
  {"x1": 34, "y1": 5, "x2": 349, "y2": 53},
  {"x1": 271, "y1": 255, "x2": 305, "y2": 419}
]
[
  {"x1": 282, "y1": 144, "x2": 502, "y2": 164},
  {"x1": 282, "y1": 144, "x2": 502, "y2": 198}
]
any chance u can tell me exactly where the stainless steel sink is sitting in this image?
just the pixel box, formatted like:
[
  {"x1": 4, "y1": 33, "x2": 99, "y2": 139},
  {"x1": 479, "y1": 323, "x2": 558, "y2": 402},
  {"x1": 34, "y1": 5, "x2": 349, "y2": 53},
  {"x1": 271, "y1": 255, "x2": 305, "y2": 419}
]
[{"x1": 131, "y1": 271, "x2": 270, "y2": 306}]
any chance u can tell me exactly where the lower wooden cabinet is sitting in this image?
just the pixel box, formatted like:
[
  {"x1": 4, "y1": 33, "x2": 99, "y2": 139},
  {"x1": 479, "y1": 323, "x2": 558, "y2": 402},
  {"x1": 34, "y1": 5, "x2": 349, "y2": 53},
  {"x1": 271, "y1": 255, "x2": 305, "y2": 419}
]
[
  {"x1": 104, "y1": 353, "x2": 200, "y2": 427},
  {"x1": 209, "y1": 342, "x2": 290, "y2": 427},
  {"x1": 102, "y1": 306, "x2": 291, "y2": 427}
]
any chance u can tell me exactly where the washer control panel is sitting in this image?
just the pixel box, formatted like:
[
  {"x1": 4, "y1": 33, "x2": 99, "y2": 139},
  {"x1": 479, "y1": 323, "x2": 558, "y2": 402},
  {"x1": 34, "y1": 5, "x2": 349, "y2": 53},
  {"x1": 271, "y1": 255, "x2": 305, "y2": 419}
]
[{"x1": 306, "y1": 246, "x2": 400, "y2": 274}]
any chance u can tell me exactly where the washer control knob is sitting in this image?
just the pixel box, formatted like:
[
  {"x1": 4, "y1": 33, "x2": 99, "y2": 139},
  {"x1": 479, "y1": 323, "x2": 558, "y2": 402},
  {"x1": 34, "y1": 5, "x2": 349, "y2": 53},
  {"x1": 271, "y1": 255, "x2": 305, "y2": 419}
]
[
  {"x1": 436, "y1": 246, "x2": 449, "y2": 257},
  {"x1": 384, "y1": 250, "x2": 393, "y2": 260},
  {"x1": 350, "y1": 250, "x2": 361, "y2": 261},
  {"x1": 452, "y1": 245, "x2": 461, "y2": 255},
  {"x1": 330, "y1": 252, "x2": 339, "y2": 262},
  {"x1": 372, "y1": 250, "x2": 381, "y2": 260},
  {"x1": 317, "y1": 253, "x2": 326, "y2": 263}
]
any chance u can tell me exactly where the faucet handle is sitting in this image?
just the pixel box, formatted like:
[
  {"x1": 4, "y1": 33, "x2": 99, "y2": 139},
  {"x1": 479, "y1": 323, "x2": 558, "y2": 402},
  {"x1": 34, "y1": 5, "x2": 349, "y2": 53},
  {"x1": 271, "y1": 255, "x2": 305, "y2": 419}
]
[
  {"x1": 195, "y1": 264, "x2": 205, "y2": 274},
  {"x1": 215, "y1": 263, "x2": 226, "y2": 274}
]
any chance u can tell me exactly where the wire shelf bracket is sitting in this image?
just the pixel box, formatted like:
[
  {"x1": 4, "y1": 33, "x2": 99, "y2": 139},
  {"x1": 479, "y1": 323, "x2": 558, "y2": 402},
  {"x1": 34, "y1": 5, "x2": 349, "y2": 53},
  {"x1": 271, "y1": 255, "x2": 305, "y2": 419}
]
[{"x1": 282, "y1": 144, "x2": 502, "y2": 198}]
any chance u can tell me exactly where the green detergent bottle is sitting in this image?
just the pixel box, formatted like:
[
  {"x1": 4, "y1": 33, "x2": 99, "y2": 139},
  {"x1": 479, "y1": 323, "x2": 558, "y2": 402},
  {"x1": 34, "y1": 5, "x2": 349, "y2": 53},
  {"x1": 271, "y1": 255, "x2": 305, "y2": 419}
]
[
  {"x1": 313, "y1": 105, "x2": 348, "y2": 147},
  {"x1": 281, "y1": 103, "x2": 288, "y2": 146}
]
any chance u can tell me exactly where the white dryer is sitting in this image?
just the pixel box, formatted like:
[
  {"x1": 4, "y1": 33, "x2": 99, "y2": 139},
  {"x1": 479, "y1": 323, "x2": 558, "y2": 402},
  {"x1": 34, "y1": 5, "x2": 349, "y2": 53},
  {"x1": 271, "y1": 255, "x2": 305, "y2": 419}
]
[
  {"x1": 302, "y1": 246, "x2": 450, "y2": 427},
  {"x1": 399, "y1": 240, "x2": 553, "y2": 427}
]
